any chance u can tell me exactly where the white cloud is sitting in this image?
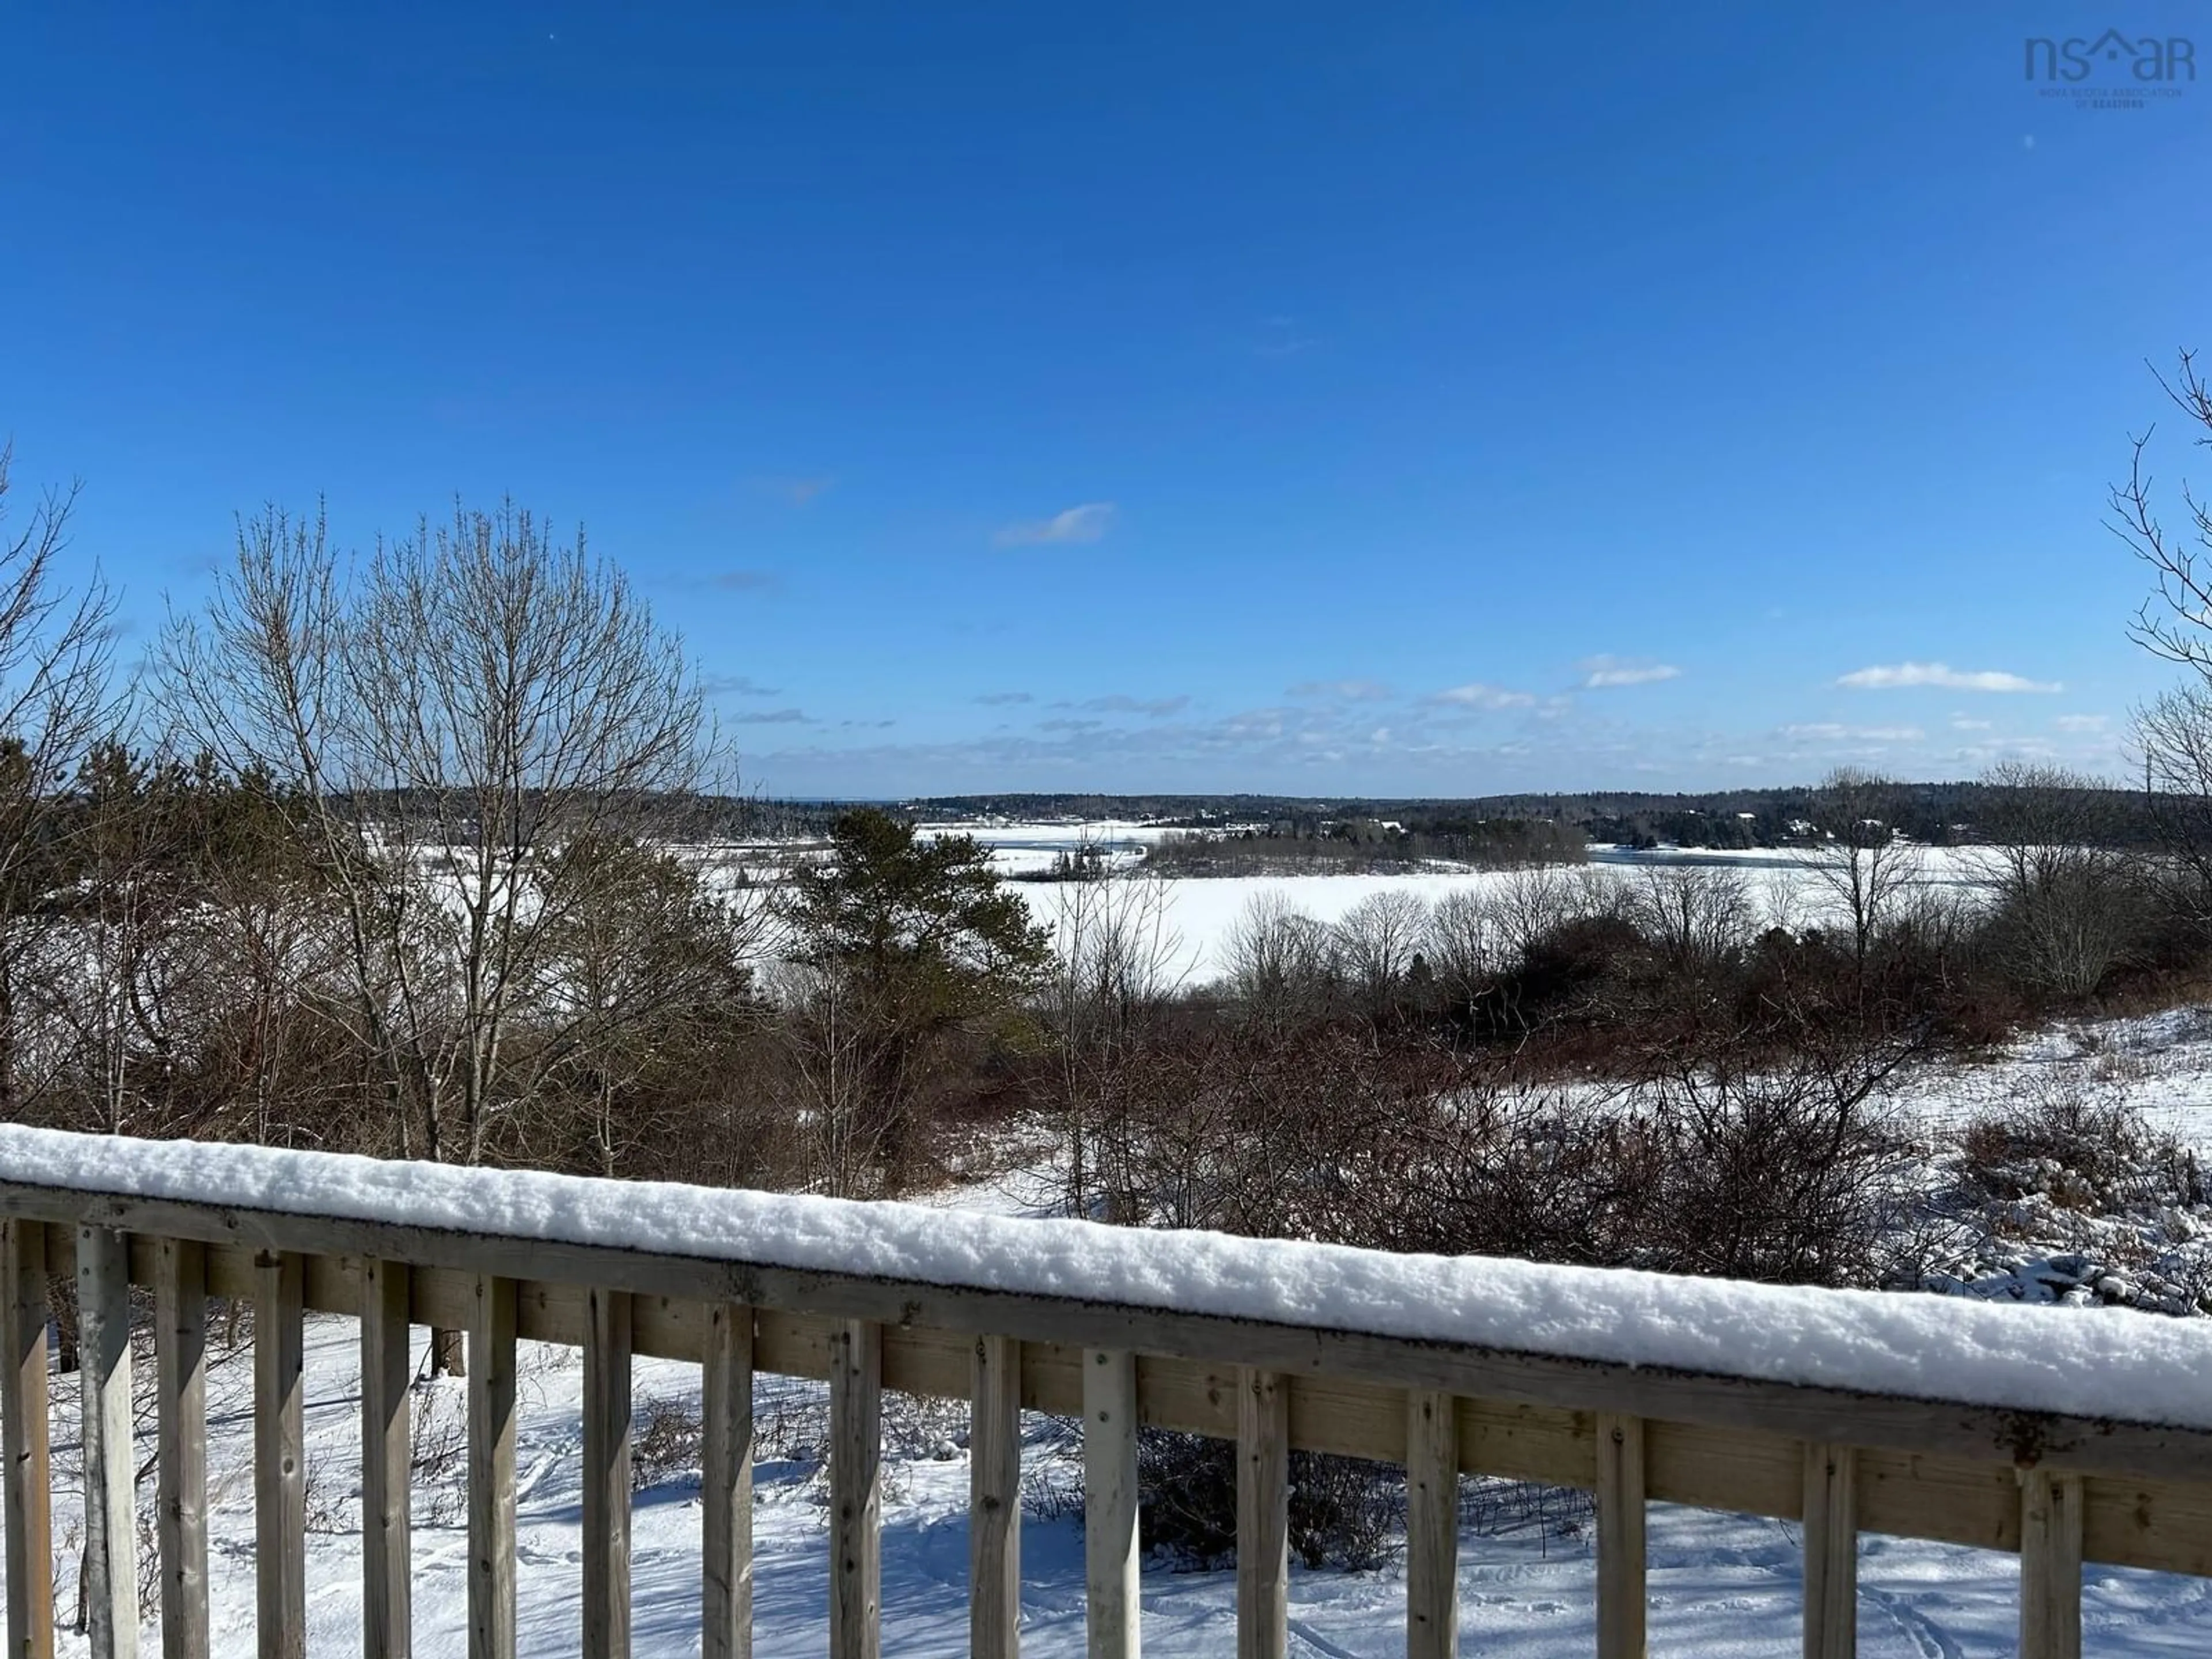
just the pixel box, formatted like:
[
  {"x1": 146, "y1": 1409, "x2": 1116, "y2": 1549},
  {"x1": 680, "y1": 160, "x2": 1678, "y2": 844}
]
[
  {"x1": 1950, "y1": 716, "x2": 1993, "y2": 732},
  {"x1": 1782, "y1": 723, "x2": 1925, "y2": 743},
  {"x1": 1073, "y1": 693, "x2": 1188, "y2": 717},
  {"x1": 994, "y1": 502, "x2": 1115, "y2": 547},
  {"x1": 2053, "y1": 713, "x2": 2110, "y2": 733},
  {"x1": 1427, "y1": 682, "x2": 1537, "y2": 710},
  {"x1": 1578, "y1": 655, "x2": 1682, "y2": 689},
  {"x1": 1288, "y1": 678, "x2": 1392, "y2": 701},
  {"x1": 1836, "y1": 662, "x2": 2062, "y2": 694}
]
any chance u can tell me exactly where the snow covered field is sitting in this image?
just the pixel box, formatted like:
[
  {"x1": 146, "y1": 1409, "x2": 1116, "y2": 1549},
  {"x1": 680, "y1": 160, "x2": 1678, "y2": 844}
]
[
  {"x1": 14, "y1": 1316, "x2": 2212, "y2": 1657},
  {"x1": 1893, "y1": 1004, "x2": 2212, "y2": 1152},
  {"x1": 974, "y1": 824, "x2": 1999, "y2": 982}
]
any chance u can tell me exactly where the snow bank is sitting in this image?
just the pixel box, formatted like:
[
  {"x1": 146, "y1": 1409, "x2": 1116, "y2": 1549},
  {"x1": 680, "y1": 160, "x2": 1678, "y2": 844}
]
[{"x1": 6, "y1": 1126, "x2": 2212, "y2": 1430}]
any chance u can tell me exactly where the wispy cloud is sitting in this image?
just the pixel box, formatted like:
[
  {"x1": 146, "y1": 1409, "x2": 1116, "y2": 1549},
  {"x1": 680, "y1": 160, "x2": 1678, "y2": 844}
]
[
  {"x1": 2054, "y1": 713, "x2": 2110, "y2": 733},
  {"x1": 702, "y1": 673, "x2": 781, "y2": 698},
  {"x1": 1951, "y1": 716, "x2": 1993, "y2": 732},
  {"x1": 1288, "y1": 678, "x2": 1392, "y2": 701},
  {"x1": 973, "y1": 691, "x2": 1034, "y2": 706},
  {"x1": 1252, "y1": 315, "x2": 1314, "y2": 359},
  {"x1": 1838, "y1": 662, "x2": 2062, "y2": 693},
  {"x1": 994, "y1": 502, "x2": 1115, "y2": 547},
  {"x1": 748, "y1": 475, "x2": 833, "y2": 506},
  {"x1": 731, "y1": 707, "x2": 813, "y2": 725},
  {"x1": 1426, "y1": 682, "x2": 1537, "y2": 710},
  {"x1": 1782, "y1": 722, "x2": 1925, "y2": 743},
  {"x1": 1577, "y1": 655, "x2": 1682, "y2": 689},
  {"x1": 710, "y1": 569, "x2": 785, "y2": 593},
  {"x1": 1065, "y1": 693, "x2": 1190, "y2": 717}
]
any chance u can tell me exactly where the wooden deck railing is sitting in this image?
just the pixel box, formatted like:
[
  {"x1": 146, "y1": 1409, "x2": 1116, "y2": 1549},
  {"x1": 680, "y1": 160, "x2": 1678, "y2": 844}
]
[{"x1": 2, "y1": 1139, "x2": 2211, "y2": 1658}]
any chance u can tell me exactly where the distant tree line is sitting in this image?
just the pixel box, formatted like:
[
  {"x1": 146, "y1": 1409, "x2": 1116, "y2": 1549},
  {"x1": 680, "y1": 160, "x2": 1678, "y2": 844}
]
[
  {"x1": 904, "y1": 783, "x2": 2172, "y2": 854},
  {"x1": 1141, "y1": 816, "x2": 1586, "y2": 876}
]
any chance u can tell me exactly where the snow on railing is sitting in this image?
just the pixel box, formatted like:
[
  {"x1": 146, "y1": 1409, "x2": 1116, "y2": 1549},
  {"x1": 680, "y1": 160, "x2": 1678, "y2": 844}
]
[{"x1": 3, "y1": 1127, "x2": 2209, "y2": 1659}]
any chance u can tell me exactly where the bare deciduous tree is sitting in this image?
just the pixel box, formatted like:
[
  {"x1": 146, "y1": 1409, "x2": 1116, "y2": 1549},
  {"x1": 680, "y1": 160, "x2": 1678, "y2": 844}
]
[
  {"x1": 165, "y1": 500, "x2": 726, "y2": 1162},
  {"x1": 164, "y1": 499, "x2": 727, "y2": 1372},
  {"x1": 1631, "y1": 863, "x2": 1752, "y2": 968},
  {"x1": 1425, "y1": 888, "x2": 1500, "y2": 1013},
  {"x1": 1976, "y1": 761, "x2": 2139, "y2": 997},
  {"x1": 1806, "y1": 767, "x2": 1922, "y2": 969},
  {"x1": 2116, "y1": 352, "x2": 2212, "y2": 932},
  {"x1": 770, "y1": 959, "x2": 902, "y2": 1200},
  {"x1": 1221, "y1": 891, "x2": 1335, "y2": 1032},
  {"x1": 2114, "y1": 349, "x2": 2212, "y2": 677},
  {"x1": 0, "y1": 446, "x2": 118, "y2": 1120},
  {"x1": 1332, "y1": 889, "x2": 1429, "y2": 1027},
  {"x1": 1041, "y1": 858, "x2": 1185, "y2": 1217},
  {"x1": 2135, "y1": 683, "x2": 2212, "y2": 930}
]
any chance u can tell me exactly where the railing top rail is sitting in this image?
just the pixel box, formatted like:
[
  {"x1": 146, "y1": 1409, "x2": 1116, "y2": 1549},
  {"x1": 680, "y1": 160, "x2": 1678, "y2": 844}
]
[{"x1": 5, "y1": 1125, "x2": 2211, "y2": 1482}]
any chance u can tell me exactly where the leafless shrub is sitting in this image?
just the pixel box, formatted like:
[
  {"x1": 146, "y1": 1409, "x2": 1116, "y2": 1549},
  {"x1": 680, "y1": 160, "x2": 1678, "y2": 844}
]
[
  {"x1": 1125, "y1": 1429, "x2": 1406, "y2": 1571},
  {"x1": 410, "y1": 1382, "x2": 468, "y2": 1527},
  {"x1": 632, "y1": 1393, "x2": 705, "y2": 1492},
  {"x1": 1460, "y1": 1476, "x2": 1595, "y2": 1545},
  {"x1": 134, "y1": 1510, "x2": 160, "y2": 1623},
  {"x1": 881, "y1": 1391, "x2": 967, "y2": 1463},
  {"x1": 1959, "y1": 1071, "x2": 2205, "y2": 1212},
  {"x1": 1975, "y1": 762, "x2": 2145, "y2": 998},
  {"x1": 304, "y1": 1448, "x2": 349, "y2": 1535}
]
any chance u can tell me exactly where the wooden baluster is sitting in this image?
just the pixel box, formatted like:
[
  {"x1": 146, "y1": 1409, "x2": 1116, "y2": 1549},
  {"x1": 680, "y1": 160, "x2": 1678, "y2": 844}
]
[
  {"x1": 969, "y1": 1335, "x2": 1021, "y2": 1659},
  {"x1": 81, "y1": 1226, "x2": 138, "y2": 1659},
  {"x1": 1081, "y1": 1350, "x2": 1139, "y2": 1659},
  {"x1": 156, "y1": 1239, "x2": 210, "y2": 1659},
  {"x1": 2020, "y1": 1468, "x2": 2084, "y2": 1659},
  {"x1": 2, "y1": 1219, "x2": 54, "y2": 1659},
  {"x1": 361, "y1": 1259, "x2": 413, "y2": 1659},
  {"x1": 702, "y1": 1302, "x2": 755, "y2": 1659},
  {"x1": 1801, "y1": 1443, "x2": 1856, "y2": 1659},
  {"x1": 583, "y1": 1289, "x2": 634, "y2": 1659},
  {"x1": 830, "y1": 1320, "x2": 883, "y2": 1659},
  {"x1": 255, "y1": 1251, "x2": 305, "y2": 1659},
  {"x1": 1404, "y1": 1391, "x2": 1457, "y2": 1659},
  {"x1": 1236, "y1": 1368, "x2": 1289, "y2": 1659},
  {"x1": 468, "y1": 1275, "x2": 518, "y2": 1659},
  {"x1": 1596, "y1": 1412, "x2": 1646, "y2": 1659}
]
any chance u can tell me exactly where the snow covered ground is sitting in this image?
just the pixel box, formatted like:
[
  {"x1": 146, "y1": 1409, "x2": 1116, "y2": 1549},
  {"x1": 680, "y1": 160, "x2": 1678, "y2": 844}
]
[
  {"x1": 999, "y1": 838, "x2": 1998, "y2": 982},
  {"x1": 1894, "y1": 1004, "x2": 2212, "y2": 1153},
  {"x1": 16, "y1": 1316, "x2": 2212, "y2": 1657}
]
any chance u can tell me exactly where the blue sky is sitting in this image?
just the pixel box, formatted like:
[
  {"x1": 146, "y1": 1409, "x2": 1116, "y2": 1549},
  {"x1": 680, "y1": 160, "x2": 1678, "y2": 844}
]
[{"x1": 8, "y1": 4, "x2": 2210, "y2": 798}]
